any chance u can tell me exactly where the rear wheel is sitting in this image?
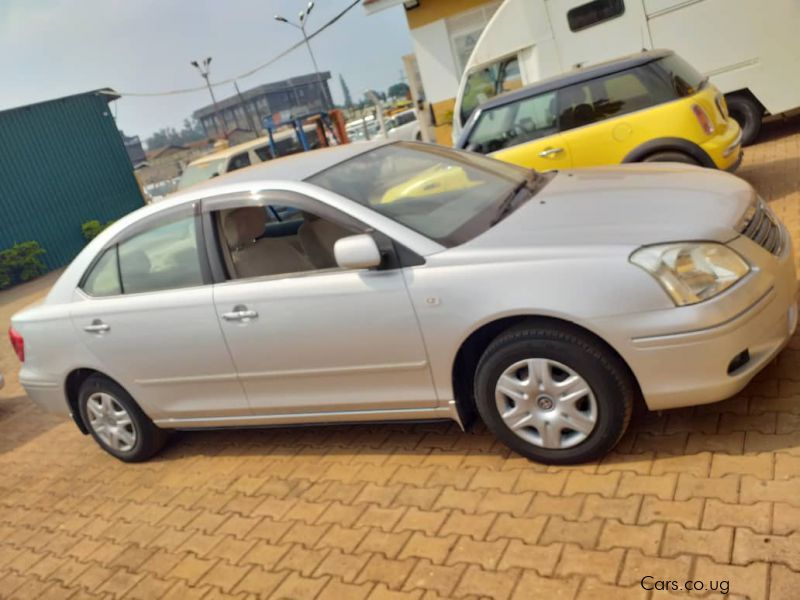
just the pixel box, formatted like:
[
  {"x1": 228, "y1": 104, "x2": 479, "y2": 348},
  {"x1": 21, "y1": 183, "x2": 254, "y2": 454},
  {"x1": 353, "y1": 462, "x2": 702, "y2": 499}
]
[
  {"x1": 642, "y1": 151, "x2": 699, "y2": 165},
  {"x1": 474, "y1": 323, "x2": 634, "y2": 464},
  {"x1": 78, "y1": 375, "x2": 168, "y2": 462},
  {"x1": 726, "y1": 94, "x2": 763, "y2": 146}
]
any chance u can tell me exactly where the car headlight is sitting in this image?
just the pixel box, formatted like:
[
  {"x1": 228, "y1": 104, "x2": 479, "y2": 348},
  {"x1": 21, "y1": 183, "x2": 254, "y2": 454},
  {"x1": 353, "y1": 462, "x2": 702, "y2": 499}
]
[{"x1": 630, "y1": 243, "x2": 750, "y2": 306}]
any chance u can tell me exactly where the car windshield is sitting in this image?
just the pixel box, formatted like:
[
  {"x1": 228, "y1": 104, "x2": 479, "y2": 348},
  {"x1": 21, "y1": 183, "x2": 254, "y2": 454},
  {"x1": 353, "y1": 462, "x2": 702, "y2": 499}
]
[
  {"x1": 177, "y1": 158, "x2": 228, "y2": 190},
  {"x1": 307, "y1": 142, "x2": 533, "y2": 247}
]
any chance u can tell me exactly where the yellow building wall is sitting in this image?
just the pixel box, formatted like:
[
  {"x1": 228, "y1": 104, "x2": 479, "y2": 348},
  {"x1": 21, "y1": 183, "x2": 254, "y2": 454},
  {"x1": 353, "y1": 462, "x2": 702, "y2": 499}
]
[{"x1": 406, "y1": 0, "x2": 498, "y2": 29}]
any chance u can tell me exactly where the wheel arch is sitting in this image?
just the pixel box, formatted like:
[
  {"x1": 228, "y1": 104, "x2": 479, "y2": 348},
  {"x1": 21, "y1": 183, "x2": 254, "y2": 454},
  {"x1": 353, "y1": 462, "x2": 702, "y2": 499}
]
[
  {"x1": 64, "y1": 368, "x2": 128, "y2": 435},
  {"x1": 450, "y1": 314, "x2": 645, "y2": 429},
  {"x1": 622, "y1": 137, "x2": 715, "y2": 168}
]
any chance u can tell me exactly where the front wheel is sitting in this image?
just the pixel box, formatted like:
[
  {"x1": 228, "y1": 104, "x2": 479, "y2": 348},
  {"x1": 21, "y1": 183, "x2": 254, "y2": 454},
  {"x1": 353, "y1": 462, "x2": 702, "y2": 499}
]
[
  {"x1": 78, "y1": 375, "x2": 168, "y2": 462},
  {"x1": 474, "y1": 323, "x2": 634, "y2": 464}
]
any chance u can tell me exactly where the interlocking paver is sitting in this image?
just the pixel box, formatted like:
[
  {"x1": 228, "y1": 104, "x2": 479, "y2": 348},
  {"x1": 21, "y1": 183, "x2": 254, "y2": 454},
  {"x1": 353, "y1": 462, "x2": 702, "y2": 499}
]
[{"x1": 1, "y1": 115, "x2": 800, "y2": 600}]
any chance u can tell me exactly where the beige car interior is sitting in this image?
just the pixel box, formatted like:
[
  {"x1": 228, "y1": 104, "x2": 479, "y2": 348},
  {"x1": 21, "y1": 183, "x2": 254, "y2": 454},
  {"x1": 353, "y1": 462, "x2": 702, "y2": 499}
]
[{"x1": 220, "y1": 206, "x2": 353, "y2": 279}]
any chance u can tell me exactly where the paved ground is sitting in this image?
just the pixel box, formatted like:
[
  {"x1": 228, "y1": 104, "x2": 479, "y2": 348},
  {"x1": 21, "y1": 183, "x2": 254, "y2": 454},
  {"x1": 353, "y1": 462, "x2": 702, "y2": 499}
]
[{"x1": 1, "y1": 116, "x2": 799, "y2": 600}]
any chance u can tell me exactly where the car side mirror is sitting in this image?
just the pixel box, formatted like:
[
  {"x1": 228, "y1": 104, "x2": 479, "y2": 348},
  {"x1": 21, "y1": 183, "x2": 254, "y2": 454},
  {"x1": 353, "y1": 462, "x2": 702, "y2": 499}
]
[{"x1": 334, "y1": 234, "x2": 382, "y2": 270}]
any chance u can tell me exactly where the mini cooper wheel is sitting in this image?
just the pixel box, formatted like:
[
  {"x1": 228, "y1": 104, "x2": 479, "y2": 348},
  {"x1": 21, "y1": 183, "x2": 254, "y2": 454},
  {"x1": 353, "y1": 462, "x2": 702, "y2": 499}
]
[
  {"x1": 474, "y1": 323, "x2": 635, "y2": 464},
  {"x1": 78, "y1": 375, "x2": 168, "y2": 462},
  {"x1": 642, "y1": 151, "x2": 699, "y2": 165}
]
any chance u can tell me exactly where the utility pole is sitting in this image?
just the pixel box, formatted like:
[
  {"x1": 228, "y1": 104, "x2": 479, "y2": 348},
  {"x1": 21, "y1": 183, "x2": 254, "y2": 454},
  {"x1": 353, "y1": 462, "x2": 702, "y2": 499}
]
[
  {"x1": 233, "y1": 80, "x2": 260, "y2": 137},
  {"x1": 191, "y1": 57, "x2": 227, "y2": 140},
  {"x1": 274, "y1": 2, "x2": 331, "y2": 112}
]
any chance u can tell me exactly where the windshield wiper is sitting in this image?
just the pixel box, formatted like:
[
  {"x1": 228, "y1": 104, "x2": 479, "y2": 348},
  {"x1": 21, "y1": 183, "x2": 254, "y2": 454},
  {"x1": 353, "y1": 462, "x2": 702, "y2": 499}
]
[{"x1": 491, "y1": 172, "x2": 537, "y2": 226}]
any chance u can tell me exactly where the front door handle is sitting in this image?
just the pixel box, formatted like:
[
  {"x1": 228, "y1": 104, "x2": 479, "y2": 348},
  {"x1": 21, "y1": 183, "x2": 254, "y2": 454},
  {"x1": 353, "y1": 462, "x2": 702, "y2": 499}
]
[
  {"x1": 538, "y1": 147, "x2": 564, "y2": 158},
  {"x1": 83, "y1": 319, "x2": 110, "y2": 333},
  {"x1": 222, "y1": 305, "x2": 258, "y2": 322}
]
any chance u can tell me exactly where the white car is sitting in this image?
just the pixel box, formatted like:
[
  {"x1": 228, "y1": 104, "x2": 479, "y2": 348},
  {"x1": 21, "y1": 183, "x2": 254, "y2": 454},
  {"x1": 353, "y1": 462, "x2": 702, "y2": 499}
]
[
  {"x1": 386, "y1": 110, "x2": 421, "y2": 142},
  {"x1": 10, "y1": 141, "x2": 797, "y2": 463}
]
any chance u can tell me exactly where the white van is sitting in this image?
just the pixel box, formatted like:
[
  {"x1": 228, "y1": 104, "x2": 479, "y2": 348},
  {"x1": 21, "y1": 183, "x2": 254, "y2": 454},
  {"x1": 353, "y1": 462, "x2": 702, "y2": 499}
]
[{"x1": 454, "y1": 0, "x2": 800, "y2": 145}]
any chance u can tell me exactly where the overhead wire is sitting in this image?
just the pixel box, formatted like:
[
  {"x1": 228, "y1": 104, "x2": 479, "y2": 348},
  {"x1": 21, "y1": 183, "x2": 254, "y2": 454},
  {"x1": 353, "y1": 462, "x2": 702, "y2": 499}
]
[{"x1": 116, "y1": 0, "x2": 361, "y2": 97}]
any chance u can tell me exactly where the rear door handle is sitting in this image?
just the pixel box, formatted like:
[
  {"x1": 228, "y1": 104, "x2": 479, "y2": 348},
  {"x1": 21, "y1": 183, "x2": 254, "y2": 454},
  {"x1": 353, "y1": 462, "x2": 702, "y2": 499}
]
[
  {"x1": 222, "y1": 305, "x2": 258, "y2": 322},
  {"x1": 538, "y1": 147, "x2": 564, "y2": 158},
  {"x1": 83, "y1": 319, "x2": 110, "y2": 333}
]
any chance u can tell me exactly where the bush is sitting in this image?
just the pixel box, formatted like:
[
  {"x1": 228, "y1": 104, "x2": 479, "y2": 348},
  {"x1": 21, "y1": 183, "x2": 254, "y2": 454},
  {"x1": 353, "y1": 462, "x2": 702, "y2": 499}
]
[
  {"x1": 82, "y1": 220, "x2": 105, "y2": 241},
  {"x1": 82, "y1": 219, "x2": 115, "y2": 242},
  {"x1": 0, "y1": 241, "x2": 47, "y2": 290}
]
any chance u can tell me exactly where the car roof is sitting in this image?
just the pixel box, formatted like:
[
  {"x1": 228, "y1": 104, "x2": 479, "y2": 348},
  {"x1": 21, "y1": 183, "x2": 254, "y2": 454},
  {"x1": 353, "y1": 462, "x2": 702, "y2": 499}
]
[
  {"x1": 479, "y1": 49, "x2": 674, "y2": 110},
  {"x1": 188, "y1": 124, "x2": 322, "y2": 166},
  {"x1": 189, "y1": 137, "x2": 274, "y2": 165}
]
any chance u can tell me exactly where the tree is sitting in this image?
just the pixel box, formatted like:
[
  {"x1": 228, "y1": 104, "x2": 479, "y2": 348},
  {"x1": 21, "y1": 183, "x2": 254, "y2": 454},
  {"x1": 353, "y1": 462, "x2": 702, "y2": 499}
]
[
  {"x1": 387, "y1": 82, "x2": 410, "y2": 99},
  {"x1": 145, "y1": 118, "x2": 206, "y2": 150},
  {"x1": 339, "y1": 74, "x2": 354, "y2": 110}
]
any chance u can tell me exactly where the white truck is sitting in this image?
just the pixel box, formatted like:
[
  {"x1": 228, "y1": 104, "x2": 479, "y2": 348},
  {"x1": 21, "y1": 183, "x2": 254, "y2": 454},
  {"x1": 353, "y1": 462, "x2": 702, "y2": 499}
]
[{"x1": 454, "y1": 0, "x2": 800, "y2": 145}]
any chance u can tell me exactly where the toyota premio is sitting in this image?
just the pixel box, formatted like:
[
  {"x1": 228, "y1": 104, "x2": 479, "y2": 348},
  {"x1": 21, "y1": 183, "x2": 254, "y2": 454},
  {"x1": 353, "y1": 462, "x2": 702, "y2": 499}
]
[{"x1": 10, "y1": 141, "x2": 798, "y2": 463}]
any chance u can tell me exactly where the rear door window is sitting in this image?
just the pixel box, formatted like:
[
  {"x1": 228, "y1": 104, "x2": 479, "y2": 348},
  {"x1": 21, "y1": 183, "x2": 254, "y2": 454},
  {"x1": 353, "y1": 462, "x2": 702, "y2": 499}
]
[
  {"x1": 558, "y1": 64, "x2": 676, "y2": 132},
  {"x1": 466, "y1": 91, "x2": 558, "y2": 154},
  {"x1": 118, "y1": 217, "x2": 204, "y2": 294}
]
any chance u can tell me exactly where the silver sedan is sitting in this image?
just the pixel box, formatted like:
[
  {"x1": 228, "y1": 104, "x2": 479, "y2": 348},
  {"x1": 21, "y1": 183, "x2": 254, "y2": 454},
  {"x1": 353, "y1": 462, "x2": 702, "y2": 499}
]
[{"x1": 10, "y1": 141, "x2": 798, "y2": 463}]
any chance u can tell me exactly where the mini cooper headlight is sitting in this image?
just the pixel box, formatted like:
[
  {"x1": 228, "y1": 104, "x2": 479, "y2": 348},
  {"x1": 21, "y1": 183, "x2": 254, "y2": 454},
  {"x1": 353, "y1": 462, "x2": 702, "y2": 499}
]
[{"x1": 630, "y1": 243, "x2": 750, "y2": 306}]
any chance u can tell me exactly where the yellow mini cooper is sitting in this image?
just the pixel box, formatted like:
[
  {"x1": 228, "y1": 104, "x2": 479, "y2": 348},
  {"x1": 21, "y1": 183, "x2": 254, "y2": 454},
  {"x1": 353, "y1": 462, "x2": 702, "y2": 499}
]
[{"x1": 456, "y1": 50, "x2": 742, "y2": 172}]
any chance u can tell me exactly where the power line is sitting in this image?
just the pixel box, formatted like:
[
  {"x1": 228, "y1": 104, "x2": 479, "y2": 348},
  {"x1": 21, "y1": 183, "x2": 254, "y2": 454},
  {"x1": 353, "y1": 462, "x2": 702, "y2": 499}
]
[{"x1": 117, "y1": 0, "x2": 360, "y2": 98}]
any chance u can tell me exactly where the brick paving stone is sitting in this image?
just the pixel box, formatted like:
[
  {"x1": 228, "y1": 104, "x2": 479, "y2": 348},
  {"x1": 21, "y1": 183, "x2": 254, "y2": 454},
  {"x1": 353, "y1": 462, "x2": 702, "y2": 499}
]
[
  {"x1": 556, "y1": 544, "x2": 624, "y2": 584},
  {"x1": 453, "y1": 564, "x2": 520, "y2": 600},
  {"x1": 510, "y1": 571, "x2": 580, "y2": 600},
  {"x1": 446, "y1": 536, "x2": 507, "y2": 569},
  {"x1": 693, "y1": 557, "x2": 768, "y2": 600},
  {"x1": 618, "y1": 551, "x2": 691, "y2": 587},
  {"x1": 403, "y1": 560, "x2": 466, "y2": 597},
  {"x1": 496, "y1": 539, "x2": 561, "y2": 574},
  {"x1": 661, "y1": 523, "x2": 734, "y2": 563},
  {"x1": 399, "y1": 532, "x2": 458, "y2": 564},
  {"x1": 702, "y1": 499, "x2": 772, "y2": 533},
  {"x1": 732, "y1": 528, "x2": 800, "y2": 570}
]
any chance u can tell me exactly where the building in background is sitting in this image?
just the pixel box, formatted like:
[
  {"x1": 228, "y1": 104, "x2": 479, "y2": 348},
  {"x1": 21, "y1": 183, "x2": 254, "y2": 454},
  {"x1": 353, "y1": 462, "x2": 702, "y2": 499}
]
[
  {"x1": 121, "y1": 132, "x2": 147, "y2": 168},
  {"x1": 193, "y1": 72, "x2": 334, "y2": 139},
  {"x1": 0, "y1": 89, "x2": 144, "y2": 270},
  {"x1": 364, "y1": 0, "x2": 500, "y2": 144}
]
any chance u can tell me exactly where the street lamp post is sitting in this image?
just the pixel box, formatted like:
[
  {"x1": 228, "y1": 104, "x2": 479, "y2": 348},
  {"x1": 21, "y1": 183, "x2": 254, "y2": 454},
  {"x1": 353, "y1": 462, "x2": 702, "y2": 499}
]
[
  {"x1": 274, "y1": 2, "x2": 331, "y2": 112},
  {"x1": 191, "y1": 57, "x2": 227, "y2": 139}
]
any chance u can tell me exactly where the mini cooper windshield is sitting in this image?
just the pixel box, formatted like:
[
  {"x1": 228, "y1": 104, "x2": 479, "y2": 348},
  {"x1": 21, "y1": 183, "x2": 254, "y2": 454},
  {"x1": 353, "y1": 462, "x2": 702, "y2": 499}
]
[{"x1": 308, "y1": 142, "x2": 537, "y2": 247}]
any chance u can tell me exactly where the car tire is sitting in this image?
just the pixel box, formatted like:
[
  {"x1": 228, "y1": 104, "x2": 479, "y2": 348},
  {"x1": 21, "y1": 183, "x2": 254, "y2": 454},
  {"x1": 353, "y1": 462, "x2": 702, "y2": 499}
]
[
  {"x1": 474, "y1": 323, "x2": 634, "y2": 464},
  {"x1": 641, "y1": 151, "x2": 699, "y2": 165},
  {"x1": 726, "y1": 94, "x2": 762, "y2": 146},
  {"x1": 78, "y1": 374, "x2": 168, "y2": 462}
]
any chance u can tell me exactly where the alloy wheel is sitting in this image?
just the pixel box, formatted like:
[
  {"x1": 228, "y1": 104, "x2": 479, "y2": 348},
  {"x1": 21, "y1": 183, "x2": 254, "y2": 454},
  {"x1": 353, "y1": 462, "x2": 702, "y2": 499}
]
[
  {"x1": 494, "y1": 358, "x2": 598, "y2": 449},
  {"x1": 86, "y1": 392, "x2": 137, "y2": 452}
]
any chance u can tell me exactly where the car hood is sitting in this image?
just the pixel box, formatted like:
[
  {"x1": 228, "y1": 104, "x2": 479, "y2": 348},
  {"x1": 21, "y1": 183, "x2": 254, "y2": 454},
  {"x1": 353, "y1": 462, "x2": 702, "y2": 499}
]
[{"x1": 472, "y1": 163, "x2": 754, "y2": 250}]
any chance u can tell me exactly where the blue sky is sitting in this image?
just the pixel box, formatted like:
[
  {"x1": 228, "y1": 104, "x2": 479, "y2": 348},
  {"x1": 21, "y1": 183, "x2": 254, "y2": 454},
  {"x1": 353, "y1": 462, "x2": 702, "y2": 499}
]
[{"x1": 0, "y1": 0, "x2": 413, "y2": 139}]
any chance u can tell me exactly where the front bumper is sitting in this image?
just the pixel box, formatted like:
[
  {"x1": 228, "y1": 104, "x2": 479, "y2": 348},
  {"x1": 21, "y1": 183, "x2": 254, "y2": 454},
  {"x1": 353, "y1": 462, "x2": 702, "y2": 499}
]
[{"x1": 596, "y1": 229, "x2": 797, "y2": 411}]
